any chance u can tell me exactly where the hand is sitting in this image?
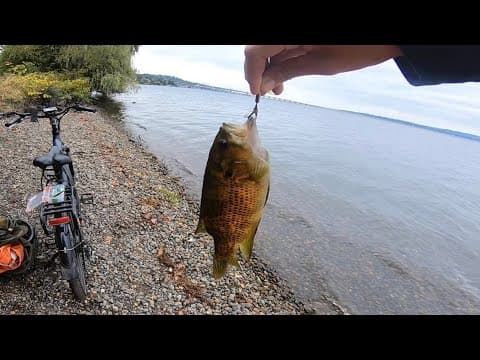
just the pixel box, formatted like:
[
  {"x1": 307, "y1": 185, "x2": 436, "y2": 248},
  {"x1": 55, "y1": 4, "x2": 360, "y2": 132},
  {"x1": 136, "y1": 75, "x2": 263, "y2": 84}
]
[{"x1": 244, "y1": 45, "x2": 403, "y2": 95}]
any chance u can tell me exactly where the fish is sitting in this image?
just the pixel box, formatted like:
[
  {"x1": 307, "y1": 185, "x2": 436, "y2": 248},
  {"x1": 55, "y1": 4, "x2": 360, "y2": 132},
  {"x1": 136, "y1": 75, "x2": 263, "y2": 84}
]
[{"x1": 195, "y1": 114, "x2": 270, "y2": 279}]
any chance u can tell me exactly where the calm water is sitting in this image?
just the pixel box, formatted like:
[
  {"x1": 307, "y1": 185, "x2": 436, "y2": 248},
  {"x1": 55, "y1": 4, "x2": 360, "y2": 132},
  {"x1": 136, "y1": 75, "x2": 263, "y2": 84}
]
[{"x1": 112, "y1": 85, "x2": 480, "y2": 314}]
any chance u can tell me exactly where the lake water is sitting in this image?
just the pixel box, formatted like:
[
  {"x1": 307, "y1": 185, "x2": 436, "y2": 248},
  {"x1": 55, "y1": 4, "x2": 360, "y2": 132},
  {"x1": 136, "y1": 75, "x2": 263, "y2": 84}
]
[{"x1": 110, "y1": 84, "x2": 480, "y2": 314}]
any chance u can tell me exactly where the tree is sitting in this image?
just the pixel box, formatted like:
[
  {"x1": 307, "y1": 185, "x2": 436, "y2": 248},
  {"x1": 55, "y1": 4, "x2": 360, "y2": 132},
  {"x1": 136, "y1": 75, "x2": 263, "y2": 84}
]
[
  {"x1": 58, "y1": 45, "x2": 138, "y2": 95},
  {"x1": 0, "y1": 45, "x2": 62, "y2": 73},
  {"x1": 0, "y1": 45, "x2": 139, "y2": 95}
]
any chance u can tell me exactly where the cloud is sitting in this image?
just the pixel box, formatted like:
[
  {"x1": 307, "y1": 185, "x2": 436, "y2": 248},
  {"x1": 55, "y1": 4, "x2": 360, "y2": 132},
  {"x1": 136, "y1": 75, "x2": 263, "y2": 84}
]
[
  {"x1": 133, "y1": 45, "x2": 480, "y2": 136},
  {"x1": 133, "y1": 45, "x2": 247, "y2": 91}
]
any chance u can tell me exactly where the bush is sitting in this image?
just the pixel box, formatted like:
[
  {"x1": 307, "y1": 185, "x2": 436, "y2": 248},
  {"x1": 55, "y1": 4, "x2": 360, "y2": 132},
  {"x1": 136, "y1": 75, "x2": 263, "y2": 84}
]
[
  {"x1": 0, "y1": 45, "x2": 138, "y2": 96},
  {"x1": 0, "y1": 74, "x2": 24, "y2": 109},
  {"x1": 0, "y1": 72, "x2": 90, "y2": 109}
]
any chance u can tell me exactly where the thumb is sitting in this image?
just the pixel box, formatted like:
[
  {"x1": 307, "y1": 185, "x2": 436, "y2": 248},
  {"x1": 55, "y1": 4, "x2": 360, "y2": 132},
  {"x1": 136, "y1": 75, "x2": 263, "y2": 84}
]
[{"x1": 260, "y1": 54, "x2": 325, "y2": 95}]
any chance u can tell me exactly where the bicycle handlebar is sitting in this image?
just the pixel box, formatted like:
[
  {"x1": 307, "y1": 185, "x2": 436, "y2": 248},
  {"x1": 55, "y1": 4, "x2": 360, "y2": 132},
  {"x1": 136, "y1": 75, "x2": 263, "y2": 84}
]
[
  {"x1": 0, "y1": 111, "x2": 22, "y2": 119},
  {"x1": 74, "y1": 105, "x2": 96, "y2": 113},
  {"x1": 1, "y1": 104, "x2": 96, "y2": 127},
  {"x1": 5, "y1": 116, "x2": 25, "y2": 128}
]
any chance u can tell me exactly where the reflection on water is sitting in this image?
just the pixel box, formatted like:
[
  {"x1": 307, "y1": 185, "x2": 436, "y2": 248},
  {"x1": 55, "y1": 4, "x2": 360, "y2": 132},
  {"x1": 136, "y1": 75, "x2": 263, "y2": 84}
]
[{"x1": 93, "y1": 94, "x2": 126, "y2": 121}]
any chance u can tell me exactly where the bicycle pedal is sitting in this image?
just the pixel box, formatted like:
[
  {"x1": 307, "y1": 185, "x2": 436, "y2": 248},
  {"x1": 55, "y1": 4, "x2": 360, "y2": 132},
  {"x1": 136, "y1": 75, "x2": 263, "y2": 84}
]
[{"x1": 80, "y1": 193, "x2": 94, "y2": 204}]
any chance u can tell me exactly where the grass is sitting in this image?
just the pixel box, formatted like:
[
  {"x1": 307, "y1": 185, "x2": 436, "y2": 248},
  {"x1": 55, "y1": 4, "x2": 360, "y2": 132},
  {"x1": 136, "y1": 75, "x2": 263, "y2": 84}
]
[{"x1": 158, "y1": 187, "x2": 180, "y2": 205}]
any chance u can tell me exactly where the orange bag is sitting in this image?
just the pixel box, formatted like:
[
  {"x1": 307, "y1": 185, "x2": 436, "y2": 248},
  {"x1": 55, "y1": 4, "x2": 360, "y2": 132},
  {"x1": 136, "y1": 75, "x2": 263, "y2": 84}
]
[{"x1": 0, "y1": 243, "x2": 25, "y2": 273}]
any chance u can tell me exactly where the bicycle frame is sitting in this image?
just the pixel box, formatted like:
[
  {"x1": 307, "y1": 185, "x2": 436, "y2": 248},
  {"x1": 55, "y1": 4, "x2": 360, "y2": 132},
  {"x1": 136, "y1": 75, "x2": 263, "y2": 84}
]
[
  {"x1": 2, "y1": 104, "x2": 95, "y2": 300},
  {"x1": 38, "y1": 115, "x2": 84, "y2": 280}
]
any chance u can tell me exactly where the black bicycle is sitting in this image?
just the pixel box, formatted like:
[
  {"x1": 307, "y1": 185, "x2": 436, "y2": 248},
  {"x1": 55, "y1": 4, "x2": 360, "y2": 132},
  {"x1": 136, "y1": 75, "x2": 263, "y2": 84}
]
[{"x1": 1, "y1": 104, "x2": 96, "y2": 301}]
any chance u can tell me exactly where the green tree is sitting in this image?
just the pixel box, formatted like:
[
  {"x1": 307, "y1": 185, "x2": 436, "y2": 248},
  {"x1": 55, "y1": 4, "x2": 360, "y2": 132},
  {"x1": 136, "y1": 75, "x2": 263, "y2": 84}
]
[
  {"x1": 0, "y1": 45, "x2": 62, "y2": 73},
  {"x1": 58, "y1": 45, "x2": 138, "y2": 95},
  {"x1": 0, "y1": 45, "x2": 139, "y2": 95}
]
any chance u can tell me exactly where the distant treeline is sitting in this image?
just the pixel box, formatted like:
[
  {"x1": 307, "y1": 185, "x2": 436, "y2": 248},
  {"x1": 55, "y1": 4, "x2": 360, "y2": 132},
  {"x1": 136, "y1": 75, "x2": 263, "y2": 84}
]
[
  {"x1": 137, "y1": 73, "x2": 240, "y2": 94},
  {"x1": 137, "y1": 73, "x2": 188, "y2": 87}
]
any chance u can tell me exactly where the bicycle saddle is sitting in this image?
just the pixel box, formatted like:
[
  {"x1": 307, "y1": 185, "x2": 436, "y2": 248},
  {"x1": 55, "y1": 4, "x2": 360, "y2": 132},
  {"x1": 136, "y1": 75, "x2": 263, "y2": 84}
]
[{"x1": 33, "y1": 152, "x2": 72, "y2": 169}]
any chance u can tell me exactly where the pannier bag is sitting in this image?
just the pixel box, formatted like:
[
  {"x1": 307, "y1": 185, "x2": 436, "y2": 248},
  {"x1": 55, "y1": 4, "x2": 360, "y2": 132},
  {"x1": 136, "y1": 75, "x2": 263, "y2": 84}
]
[{"x1": 0, "y1": 216, "x2": 37, "y2": 275}]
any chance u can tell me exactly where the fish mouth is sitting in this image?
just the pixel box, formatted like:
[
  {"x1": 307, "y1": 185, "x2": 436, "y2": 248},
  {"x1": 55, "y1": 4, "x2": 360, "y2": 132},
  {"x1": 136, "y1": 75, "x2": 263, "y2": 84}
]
[
  {"x1": 245, "y1": 114, "x2": 256, "y2": 129},
  {"x1": 221, "y1": 122, "x2": 247, "y2": 138}
]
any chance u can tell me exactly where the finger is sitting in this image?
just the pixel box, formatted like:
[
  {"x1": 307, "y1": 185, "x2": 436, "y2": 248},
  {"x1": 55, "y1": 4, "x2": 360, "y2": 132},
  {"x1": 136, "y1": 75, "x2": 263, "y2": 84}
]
[
  {"x1": 244, "y1": 45, "x2": 299, "y2": 94},
  {"x1": 272, "y1": 83, "x2": 284, "y2": 95},
  {"x1": 260, "y1": 54, "x2": 326, "y2": 95},
  {"x1": 270, "y1": 46, "x2": 310, "y2": 64},
  {"x1": 245, "y1": 45, "x2": 300, "y2": 59}
]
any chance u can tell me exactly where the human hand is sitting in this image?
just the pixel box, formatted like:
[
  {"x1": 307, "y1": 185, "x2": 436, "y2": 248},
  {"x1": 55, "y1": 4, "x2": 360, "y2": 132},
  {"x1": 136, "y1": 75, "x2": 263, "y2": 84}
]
[{"x1": 244, "y1": 45, "x2": 403, "y2": 95}]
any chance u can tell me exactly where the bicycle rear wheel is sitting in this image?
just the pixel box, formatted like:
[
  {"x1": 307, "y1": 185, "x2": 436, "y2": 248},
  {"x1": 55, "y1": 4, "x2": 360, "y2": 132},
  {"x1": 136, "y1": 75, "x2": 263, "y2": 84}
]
[
  {"x1": 56, "y1": 222, "x2": 87, "y2": 301},
  {"x1": 69, "y1": 267, "x2": 87, "y2": 301},
  {"x1": 69, "y1": 224, "x2": 87, "y2": 301}
]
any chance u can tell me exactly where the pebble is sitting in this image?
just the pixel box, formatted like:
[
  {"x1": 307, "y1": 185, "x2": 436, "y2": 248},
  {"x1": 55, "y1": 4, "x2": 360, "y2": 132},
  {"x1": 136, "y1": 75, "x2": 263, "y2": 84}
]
[{"x1": 0, "y1": 110, "x2": 310, "y2": 315}]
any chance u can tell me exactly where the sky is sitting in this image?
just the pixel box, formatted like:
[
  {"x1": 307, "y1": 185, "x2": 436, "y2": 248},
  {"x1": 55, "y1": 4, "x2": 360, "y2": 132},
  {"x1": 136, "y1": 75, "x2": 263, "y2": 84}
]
[{"x1": 133, "y1": 45, "x2": 480, "y2": 136}]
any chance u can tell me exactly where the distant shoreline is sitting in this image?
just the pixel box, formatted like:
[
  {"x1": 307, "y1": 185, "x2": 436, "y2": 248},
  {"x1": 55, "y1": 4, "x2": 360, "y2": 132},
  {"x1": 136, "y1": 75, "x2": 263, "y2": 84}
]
[
  {"x1": 136, "y1": 75, "x2": 480, "y2": 143},
  {"x1": 352, "y1": 111, "x2": 480, "y2": 143}
]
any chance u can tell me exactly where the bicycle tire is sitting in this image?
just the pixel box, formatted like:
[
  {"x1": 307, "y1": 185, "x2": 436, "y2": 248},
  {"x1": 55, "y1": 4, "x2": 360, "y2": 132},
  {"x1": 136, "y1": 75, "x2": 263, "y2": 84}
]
[
  {"x1": 56, "y1": 222, "x2": 87, "y2": 301},
  {"x1": 68, "y1": 224, "x2": 87, "y2": 301},
  {"x1": 69, "y1": 275, "x2": 87, "y2": 301},
  {"x1": 70, "y1": 187, "x2": 87, "y2": 301}
]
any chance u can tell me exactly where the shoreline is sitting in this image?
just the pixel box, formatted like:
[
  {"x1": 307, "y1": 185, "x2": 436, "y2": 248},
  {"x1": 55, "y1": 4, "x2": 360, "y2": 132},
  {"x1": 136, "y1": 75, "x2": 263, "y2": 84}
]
[{"x1": 0, "y1": 106, "x2": 320, "y2": 314}]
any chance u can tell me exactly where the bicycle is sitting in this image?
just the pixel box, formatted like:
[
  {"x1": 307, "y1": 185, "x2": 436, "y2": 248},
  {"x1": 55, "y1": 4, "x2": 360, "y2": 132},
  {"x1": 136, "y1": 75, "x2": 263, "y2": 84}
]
[{"x1": 1, "y1": 104, "x2": 96, "y2": 301}]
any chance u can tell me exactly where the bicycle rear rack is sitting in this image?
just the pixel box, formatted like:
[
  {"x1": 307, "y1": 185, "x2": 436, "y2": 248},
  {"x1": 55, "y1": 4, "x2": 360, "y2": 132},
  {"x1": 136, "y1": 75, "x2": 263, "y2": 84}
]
[
  {"x1": 41, "y1": 166, "x2": 57, "y2": 189},
  {"x1": 40, "y1": 185, "x2": 74, "y2": 236}
]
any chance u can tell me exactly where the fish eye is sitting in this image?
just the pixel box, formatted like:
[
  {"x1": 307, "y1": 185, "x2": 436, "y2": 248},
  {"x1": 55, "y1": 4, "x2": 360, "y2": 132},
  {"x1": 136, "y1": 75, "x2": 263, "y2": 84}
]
[{"x1": 218, "y1": 139, "x2": 228, "y2": 149}]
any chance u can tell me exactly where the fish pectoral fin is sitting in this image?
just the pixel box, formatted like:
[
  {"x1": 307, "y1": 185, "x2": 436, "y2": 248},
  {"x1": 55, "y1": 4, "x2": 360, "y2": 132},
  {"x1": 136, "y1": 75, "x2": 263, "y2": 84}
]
[
  {"x1": 239, "y1": 223, "x2": 260, "y2": 261},
  {"x1": 195, "y1": 218, "x2": 207, "y2": 234},
  {"x1": 213, "y1": 255, "x2": 228, "y2": 279},
  {"x1": 249, "y1": 158, "x2": 270, "y2": 181}
]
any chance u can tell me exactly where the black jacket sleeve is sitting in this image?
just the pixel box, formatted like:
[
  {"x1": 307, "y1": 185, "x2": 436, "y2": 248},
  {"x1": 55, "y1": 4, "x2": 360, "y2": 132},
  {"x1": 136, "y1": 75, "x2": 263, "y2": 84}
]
[{"x1": 394, "y1": 45, "x2": 480, "y2": 86}]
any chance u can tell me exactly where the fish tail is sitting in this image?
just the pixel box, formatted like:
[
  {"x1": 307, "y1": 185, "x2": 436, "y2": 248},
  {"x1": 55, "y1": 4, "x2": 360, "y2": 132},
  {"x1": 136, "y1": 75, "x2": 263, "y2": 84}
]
[
  {"x1": 213, "y1": 255, "x2": 228, "y2": 279},
  {"x1": 229, "y1": 252, "x2": 240, "y2": 268},
  {"x1": 212, "y1": 251, "x2": 240, "y2": 278}
]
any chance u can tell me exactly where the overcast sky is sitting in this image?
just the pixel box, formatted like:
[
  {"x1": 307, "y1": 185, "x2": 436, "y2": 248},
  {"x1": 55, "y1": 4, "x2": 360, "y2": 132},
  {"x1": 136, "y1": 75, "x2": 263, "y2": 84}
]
[{"x1": 133, "y1": 45, "x2": 480, "y2": 136}]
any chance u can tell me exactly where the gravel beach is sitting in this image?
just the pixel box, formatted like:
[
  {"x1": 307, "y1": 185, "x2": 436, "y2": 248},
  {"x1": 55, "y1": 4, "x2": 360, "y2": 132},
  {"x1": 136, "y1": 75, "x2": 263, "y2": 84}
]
[{"x1": 0, "y1": 108, "x2": 310, "y2": 315}]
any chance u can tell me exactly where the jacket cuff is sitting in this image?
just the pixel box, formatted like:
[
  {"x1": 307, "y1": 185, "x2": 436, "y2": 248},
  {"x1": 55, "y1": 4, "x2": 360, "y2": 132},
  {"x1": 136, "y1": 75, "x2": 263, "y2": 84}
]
[{"x1": 394, "y1": 45, "x2": 480, "y2": 86}]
